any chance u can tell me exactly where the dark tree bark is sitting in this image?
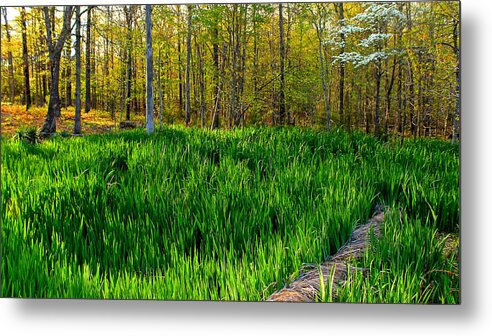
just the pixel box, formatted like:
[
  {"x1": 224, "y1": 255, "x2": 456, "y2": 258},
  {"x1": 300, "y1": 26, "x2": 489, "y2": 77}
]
[
  {"x1": 35, "y1": 9, "x2": 47, "y2": 106},
  {"x1": 375, "y1": 63, "x2": 382, "y2": 137},
  {"x1": 385, "y1": 53, "x2": 397, "y2": 133},
  {"x1": 21, "y1": 7, "x2": 32, "y2": 110},
  {"x1": 41, "y1": 6, "x2": 74, "y2": 135},
  {"x1": 185, "y1": 5, "x2": 192, "y2": 127},
  {"x1": 74, "y1": 6, "x2": 81, "y2": 135}
]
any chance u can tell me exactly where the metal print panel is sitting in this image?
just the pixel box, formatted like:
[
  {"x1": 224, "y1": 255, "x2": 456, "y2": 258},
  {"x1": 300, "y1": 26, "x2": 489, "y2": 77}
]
[{"x1": 0, "y1": 1, "x2": 460, "y2": 303}]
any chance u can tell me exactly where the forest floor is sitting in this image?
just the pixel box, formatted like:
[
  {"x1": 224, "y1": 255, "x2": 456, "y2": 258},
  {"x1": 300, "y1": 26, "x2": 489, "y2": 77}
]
[{"x1": 0, "y1": 104, "x2": 145, "y2": 137}]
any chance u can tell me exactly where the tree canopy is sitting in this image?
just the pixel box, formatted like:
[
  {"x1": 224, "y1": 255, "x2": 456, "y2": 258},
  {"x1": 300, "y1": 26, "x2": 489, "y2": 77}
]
[{"x1": 1, "y1": 2, "x2": 460, "y2": 140}]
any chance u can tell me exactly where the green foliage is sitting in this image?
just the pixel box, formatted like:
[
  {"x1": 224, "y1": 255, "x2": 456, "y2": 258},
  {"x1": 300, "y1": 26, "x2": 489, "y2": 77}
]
[
  {"x1": 1, "y1": 127, "x2": 459, "y2": 301},
  {"x1": 333, "y1": 210, "x2": 459, "y2": 304},
  {"x1": 14, "y1": 126, "x2": 40, "y2": 145}
]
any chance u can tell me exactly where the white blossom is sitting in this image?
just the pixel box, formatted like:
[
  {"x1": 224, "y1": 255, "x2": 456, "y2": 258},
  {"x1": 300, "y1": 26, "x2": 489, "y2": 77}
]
[
  {"x1": 358, "y1": 33, "x2": 393, "y2": 47},
  {"x1": 339, "y1": 25, "x2": 366, "y2": 35}
]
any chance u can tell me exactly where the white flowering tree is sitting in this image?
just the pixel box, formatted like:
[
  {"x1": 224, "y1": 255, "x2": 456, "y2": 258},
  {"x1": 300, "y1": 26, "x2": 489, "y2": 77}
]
[{"x1": 332, "y1": 3, "x2": 403, "y2": 137}]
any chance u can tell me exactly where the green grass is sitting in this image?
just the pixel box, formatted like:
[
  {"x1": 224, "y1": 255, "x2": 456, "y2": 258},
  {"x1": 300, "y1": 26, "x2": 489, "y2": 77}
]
[{"x1": 1, "y1": 126, "x2": 459, "y2": 302}]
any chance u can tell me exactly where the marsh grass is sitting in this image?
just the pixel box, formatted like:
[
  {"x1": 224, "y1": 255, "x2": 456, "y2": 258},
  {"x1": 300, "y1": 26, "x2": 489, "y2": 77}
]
[{"x1": 1, "y1": 126, "x2": 459, "y2": 301}]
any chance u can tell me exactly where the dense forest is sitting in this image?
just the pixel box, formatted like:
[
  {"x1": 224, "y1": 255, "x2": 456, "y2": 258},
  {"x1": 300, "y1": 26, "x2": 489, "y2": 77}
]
[{"x1": 1, "y1": 2, "x2": 460, "y2": 140}]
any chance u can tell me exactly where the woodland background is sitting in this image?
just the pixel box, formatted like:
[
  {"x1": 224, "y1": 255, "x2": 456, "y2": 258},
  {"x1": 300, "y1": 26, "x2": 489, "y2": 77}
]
[{"x1": 1, "y1": 2, "x2": 460, "y2": 140}]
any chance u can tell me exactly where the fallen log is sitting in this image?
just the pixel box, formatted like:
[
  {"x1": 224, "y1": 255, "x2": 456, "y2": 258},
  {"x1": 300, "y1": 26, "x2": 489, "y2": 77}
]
[
  {"x1": 120, "y1": 120, "x2": 137, "y2": 129},
  {"x1": 267, "y1": 208, "x2": 386, "y2": 302}
]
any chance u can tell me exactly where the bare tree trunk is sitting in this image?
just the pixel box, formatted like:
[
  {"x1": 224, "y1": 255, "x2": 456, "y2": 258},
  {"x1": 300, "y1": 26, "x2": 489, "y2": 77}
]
[
  {"x1": 313, "y1": 5, "x2": 330, "y2": 130},
  {"x1": 185, "y1": 5, "x2": 192, "y2": 127},
  {"x1": 63, "y1": 40, "x2": 72, "y2": 107},
  {"x1": 452, "y1": 18, "x2": 460, "y2": 144},
  {"x1": 405, "y1": 3, "x2": 416, "y2": 140},
  {"x1": 74, "y1": 6, "x2": 82, "y2": 134},
  {"x1": 396, "y1": 62, "x2": 403, "y2": 135},
  {"x1": 364, "y1": 93, "x2": 370, "y2": 134},
  {"x1": 85, "y1": 6, "x2": 92, "y2": 113},
  {"x1": 146, "y1": 5, "x2": 154, "y2": 134},
  {"x1": 385, "y1": 53, "x2": 397, "y2": 133},
  {"x1": 21, "y1": 7, "x2": 32, "y2": 110},
  {"x1": 338, "y1": 3, "x2": 345, "y2": 128},
  {"x1": 104, "y1": 6, "x2": 111, "y2": 113},
  {"x1": 41, "y1": 6, "x2": 73, "y2": 135},
  {"x1": 375, "y1": 63, "x2": 382, "y2": 137},
  {"x1": 252, "y1": 5, "x2": 258, "y2": 98},
  {"x1": 124, "y1": 6, "x2": 133, "y2": 121},
  {"x1": 177, "y1": 5, "x2": 183, "y2": 117},
  {"x1": 211, "y1": 23, "x2": 220, "y2": 130},
  {"x1": 198, "y1": 43, "x2": 206, "y2": 128},
  {"x1": 279, "y1": 3, "x2": 286, "y2": 125},
  {"x1": 158, "y1": 47, "x2": 164, "y2": 128},
  {"x1": 2, "y1": 8, "x2": 15, "y2": 104},
  {"x1": 229, "y1": 4, "x2": 239, "y2": 128}
]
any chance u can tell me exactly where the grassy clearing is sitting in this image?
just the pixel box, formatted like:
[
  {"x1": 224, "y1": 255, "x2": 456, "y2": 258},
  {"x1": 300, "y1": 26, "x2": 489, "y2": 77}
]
[{"x1": 1, "y1": 126, "x2": 459, "y2": 302}]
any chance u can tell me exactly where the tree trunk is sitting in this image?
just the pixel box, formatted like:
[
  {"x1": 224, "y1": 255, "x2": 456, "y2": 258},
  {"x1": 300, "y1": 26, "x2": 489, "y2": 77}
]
[
  {"x1": 405, "y1": 3, "x2": 416, "y2": 140},
  {"x1": 146, "y1": 5, "x2": 154, "y2": 134},
  {"x1": 407, "y1": 58, "x2": 416, "y2": 139},
  {"x1": 177, "y1": 6, "x2": 183, "y2": 117},
  {"x1": 452, "y1": 19, "x2": 460, "y2": 144},
  {"x1": 64, "y1": 40, "x2": 72, "y2": 107},
  {"x1": 198, "y1": 43, "x2": 206, "y2": 128},
  {"x1": 41, "y1": 6, "x2": 73, "y2": 135},
  {"x1": 2, "y1": 8, "x2": 15, "y2": 104},
  {"x1": 375, "y1": 63, "x2": 382, "y2": 137},
  {"x1": 21, "y1": 7, "x2": 32, "y2": 110},
  {"x1": 252, "y1": 6, "x2": 258, "y2": 97},
  {"x1": 229, "y1": 4, "x2": 239, "y2": 128},
  {"x1": 74, "y1": 6, "x2": 82, "y2": 135},
  {"x1": 211, "y1": 24, "x2": 220, "y2": 130},
  {"x1": 124, "y1": 6, "x2": 133, "y2": 121},
  {"x1": 338, "y1": 3, "x2": 345, "y2": 128},
  {"x1": 312, "y1": 5, "x2": 330, "y2": 130},
  {"x1": 158, "y1": 48, "x2": 164, "y2": 128},
  {"x1": 385, "y1": 53, "x2": 397, "y2": 133},
  {"x1": 396, "y1": 62, "x2": 403, "y2": 135},
  {"x1": 279, "y1": 3, "x2": 286, "y2": 125},
  {"x1": 185, "y1": 5, "x2": 192, "y2": 127},
  {"x1": 85, "y1": 6, "x2": 92, "y2": 113},
  {"x1": 316, "y1": 27, "x2": 330, "y2": 130}
]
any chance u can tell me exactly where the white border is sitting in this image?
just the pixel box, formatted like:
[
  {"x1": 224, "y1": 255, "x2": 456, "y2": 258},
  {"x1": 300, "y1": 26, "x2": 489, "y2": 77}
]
[{"x1": 2, "y1": 1, "x2": 491, "y2": 335}]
